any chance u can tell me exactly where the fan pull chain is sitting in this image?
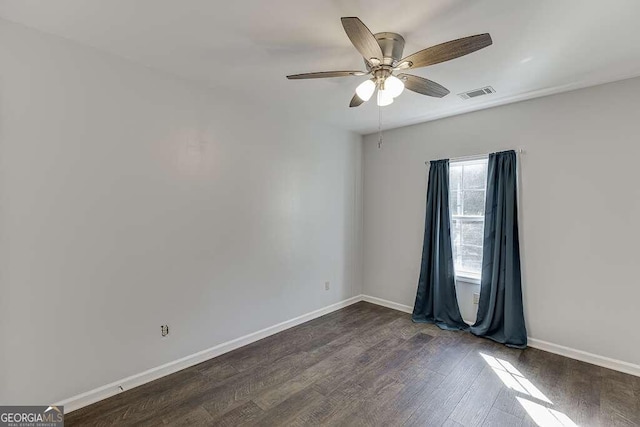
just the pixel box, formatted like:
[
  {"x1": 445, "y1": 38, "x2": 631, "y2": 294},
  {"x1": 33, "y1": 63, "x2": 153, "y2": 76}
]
[{"x1": 378, "y1": 104, "x2": 383, "y2": 149}]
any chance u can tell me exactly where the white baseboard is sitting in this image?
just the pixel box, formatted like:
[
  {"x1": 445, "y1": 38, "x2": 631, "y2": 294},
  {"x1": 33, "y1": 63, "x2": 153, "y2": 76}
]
[
  {"x1": 58, "y1": 293, "x2": 640, "y2": 413},
  {"x1": 361, "y1": 295, "x2": 413, "y2": 314},
  {"x1": 58, "y1": 295, "x2": 362, "y2": 413},
  {"x1": 360, "y1": 294, "x2": 640, "y2": 378},
  {"x1": 527, "y1": 338, "x2": 640, "y2": 377},
  {"x1": 360, "y1": 295, "x2": 476, "y2": 325}
]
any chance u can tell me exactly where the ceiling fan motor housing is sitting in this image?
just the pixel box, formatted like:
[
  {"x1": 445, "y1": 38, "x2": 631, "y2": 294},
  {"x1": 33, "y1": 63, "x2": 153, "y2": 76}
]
[{"x1": 374, "y1": 32, "x2": 405, "y2": 65}]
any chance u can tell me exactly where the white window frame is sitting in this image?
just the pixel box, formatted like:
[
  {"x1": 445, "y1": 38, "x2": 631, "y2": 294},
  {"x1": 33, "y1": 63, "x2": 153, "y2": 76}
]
[{"x1": 449, "y1": 157, "x2": 488, "y2": 285}]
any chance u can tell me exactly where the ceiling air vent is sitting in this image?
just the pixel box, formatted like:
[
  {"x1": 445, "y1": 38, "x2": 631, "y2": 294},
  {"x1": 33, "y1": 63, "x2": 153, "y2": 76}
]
[{"x1": 458, "y1": 86, "x2": 495, "y2": 100}]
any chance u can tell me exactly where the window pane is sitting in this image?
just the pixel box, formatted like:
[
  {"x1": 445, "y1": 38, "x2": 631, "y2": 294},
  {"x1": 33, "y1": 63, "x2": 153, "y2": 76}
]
[
  {"x1": 449, "y1": 158, "x2": 488, "y2": 279},
  {"x1": 451, "y1": 219, "x2": 461, "y2": 246},
  {"x1": 462, "y1": 221, "x2": 483, "y2": 247},
  {"x1": 450, "y1": 191, "x2": 462, "y2": 216},
  {"x1": 463, "y1": 190, "x2": 485, "y2": 216},
  {"x1": 460, "y1": 245, "x2": 483, "y2": 274},
  {"x1": 463, "y1": 163, "x2": 487, "y2": 189},
  {"x1": 449, "y1": 165, "x2": 462, "y2": 192},
  {"x1": 451, "y1": 219, "x2": 461, "y2": 265}
]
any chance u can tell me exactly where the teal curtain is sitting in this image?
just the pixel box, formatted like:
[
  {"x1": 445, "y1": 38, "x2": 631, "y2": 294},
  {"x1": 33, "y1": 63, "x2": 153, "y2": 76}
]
[
  {"x1": 471, "y1": 150, "x2": 527, "y2": 348},
  {"x1": 412, "y1": 160, "x2": 467, "y2": 331}
]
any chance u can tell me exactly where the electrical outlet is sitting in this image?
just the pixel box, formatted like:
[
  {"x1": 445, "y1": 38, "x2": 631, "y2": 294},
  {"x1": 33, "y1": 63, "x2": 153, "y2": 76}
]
[
  {"x1": 161, "y1": 325, "x2": 169, "y2": 337},
  {"x1": 325, "y1": 281, "x2": 330, "y2": 291},
  {"x1": 473, "y1": 293, "x2": 480, "y2": 305}
]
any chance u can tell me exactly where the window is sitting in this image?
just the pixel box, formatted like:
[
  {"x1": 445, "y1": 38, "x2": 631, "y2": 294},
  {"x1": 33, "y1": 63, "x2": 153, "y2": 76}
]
[{"x1": 449, "y1": 158, "x2": 488, "y2": 282}]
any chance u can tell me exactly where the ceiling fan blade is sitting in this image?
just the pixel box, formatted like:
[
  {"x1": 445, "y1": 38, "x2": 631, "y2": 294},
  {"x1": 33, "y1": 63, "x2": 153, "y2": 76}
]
[
  {"x1": 398, "y1": 74, "x2": 450, "y2": 98},
  {"x1": 341, "y1": 17, "x2": 384, "y2": 65},
  {"x1": 349, "y1": 93, "x2": 365, "y2": 107},
  {"x1": 399, "y1": 33, "x2": 492, "y2": 70},
  {"x1": 286, "y1": 71, "x2": 367, "y2": 79}
]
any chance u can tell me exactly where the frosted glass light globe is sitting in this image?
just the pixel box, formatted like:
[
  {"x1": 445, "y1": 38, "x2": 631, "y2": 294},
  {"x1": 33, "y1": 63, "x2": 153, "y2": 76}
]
[
  {"x1": 385, "y1": 75, "x2": 405, "y2": 98},
  {"x1": 377, "y1": 89, "x2": 394, "y2": 106},
  {"x1": 355, "y1": 79, "x2": 376, "y2": 101}
]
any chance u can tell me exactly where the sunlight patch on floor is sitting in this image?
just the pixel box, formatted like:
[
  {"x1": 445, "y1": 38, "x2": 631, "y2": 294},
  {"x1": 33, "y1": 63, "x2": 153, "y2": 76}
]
[
  {"x1": 480, "y1": 353, "x2": 552, "y2": 404},
  {"x1": 517, "y1": 397, "x2": 579, "y2": 427},
  {"x1": 480, "y1": 352, "x2": 578, "y2": 427}
]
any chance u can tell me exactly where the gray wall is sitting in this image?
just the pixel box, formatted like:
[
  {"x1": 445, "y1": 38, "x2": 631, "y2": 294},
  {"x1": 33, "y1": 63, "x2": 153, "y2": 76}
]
[
  {"x1": 0, "y1": 19, "x2": 363, "y2": 404},
  {"x1": 363, "y1": 76, "x2": 640, "y2": 366}
]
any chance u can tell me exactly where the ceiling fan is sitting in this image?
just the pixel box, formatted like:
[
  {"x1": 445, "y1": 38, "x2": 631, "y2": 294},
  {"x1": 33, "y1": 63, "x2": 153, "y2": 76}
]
[{"x1": 286, "y1": 17, "x2": 492, "y2": 107}]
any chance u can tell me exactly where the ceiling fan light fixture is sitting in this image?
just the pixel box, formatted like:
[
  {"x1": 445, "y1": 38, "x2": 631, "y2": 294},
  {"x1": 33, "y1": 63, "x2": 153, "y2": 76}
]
[
  {"x1": 286, "y1": 17, "x2": 493, "y2": 110},
  {"x1": 385, "y1": 75, "x2": 405, "y2": 98},
  {"x1": 377, "y1": 89, "x2": 394, "y2": 106},
  {"x1": 355, "y1": 79, "x2": 376, "y2": 101}
]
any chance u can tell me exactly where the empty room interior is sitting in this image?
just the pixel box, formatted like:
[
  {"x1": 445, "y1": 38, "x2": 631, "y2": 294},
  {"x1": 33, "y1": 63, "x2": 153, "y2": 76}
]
[{"x1": 2, "y1": 1, "x2": 640, "y2": 426}]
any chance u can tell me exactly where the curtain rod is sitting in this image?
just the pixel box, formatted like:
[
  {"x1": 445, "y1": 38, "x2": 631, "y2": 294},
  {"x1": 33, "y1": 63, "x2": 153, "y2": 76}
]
[{"x1": 425, "y1": 148, "x2": 524, "y2": 165}]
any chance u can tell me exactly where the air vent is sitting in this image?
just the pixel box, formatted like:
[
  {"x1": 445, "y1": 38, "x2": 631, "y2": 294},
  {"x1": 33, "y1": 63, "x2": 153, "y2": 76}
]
[{"x1": 458, "y1": 86, "x2": 495, "y2": 100}]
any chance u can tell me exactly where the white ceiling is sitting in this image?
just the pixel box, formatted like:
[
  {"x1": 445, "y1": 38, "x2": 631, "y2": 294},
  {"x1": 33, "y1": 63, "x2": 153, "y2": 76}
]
[{"x1": 2, "y1": 0, "x2": 640, "y2": 134}]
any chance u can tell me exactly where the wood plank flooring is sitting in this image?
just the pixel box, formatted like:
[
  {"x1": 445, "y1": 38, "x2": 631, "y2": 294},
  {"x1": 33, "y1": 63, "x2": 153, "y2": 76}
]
[{"x1": 66, "y1": 302, "x2": 640, "y2": 426}]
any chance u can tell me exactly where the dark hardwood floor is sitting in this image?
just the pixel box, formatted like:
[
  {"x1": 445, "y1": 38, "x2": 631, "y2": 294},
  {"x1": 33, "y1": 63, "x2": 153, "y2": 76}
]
[{"x1": 66, "y1": 302, "x2": 640, "y2": 426}]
